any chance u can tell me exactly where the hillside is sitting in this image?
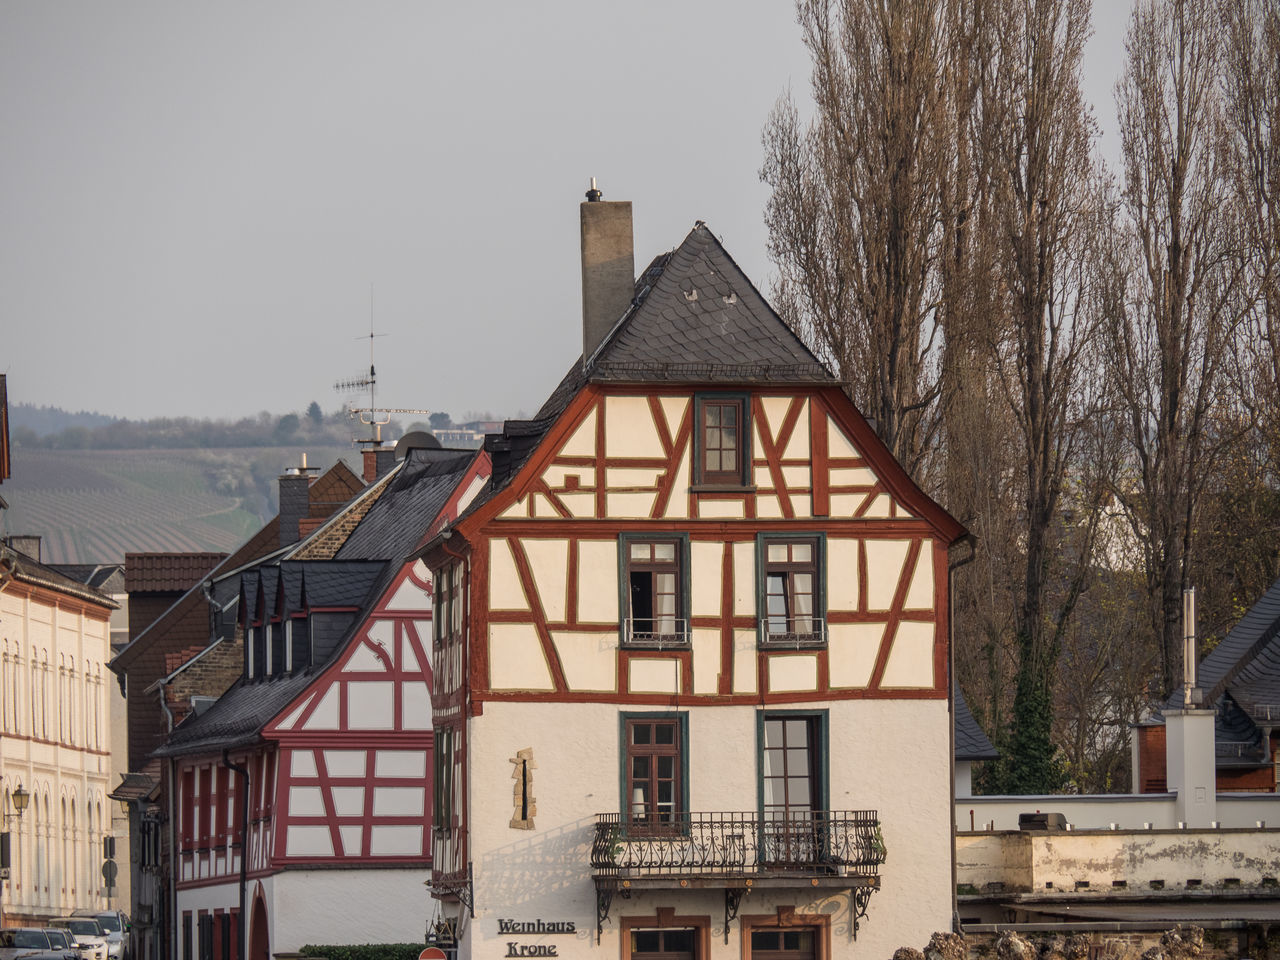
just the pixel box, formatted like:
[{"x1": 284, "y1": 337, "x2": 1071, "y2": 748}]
[{"x1": 0, "y1": 446, "x2": 359, "y2": 563}]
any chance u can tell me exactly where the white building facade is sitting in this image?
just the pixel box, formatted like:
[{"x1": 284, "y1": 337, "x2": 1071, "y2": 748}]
[{"x1": 0, "y1": 546, "x2": 117, "y2": 924}]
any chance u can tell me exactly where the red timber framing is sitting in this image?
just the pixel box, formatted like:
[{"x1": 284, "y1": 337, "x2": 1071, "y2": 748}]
[
  {"x1": 174, "y1": 746, "x2": 267, "y2": 891},
  {"x1": 262, "y1": 559, "x2": 437, "y2": 866},
  {"x1": 431, "y1": 383, "x2": 966, "y2": 712}
]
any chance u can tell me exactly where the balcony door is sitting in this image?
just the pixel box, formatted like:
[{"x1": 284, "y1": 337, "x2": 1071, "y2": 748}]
[{"x1": 759, "y1": 714, "x2": 825, "y2": 867}]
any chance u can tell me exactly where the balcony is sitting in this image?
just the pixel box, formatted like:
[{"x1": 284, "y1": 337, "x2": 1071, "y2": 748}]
[{"x1": 590, "y1": 810, "x2": 884, "y2": 942}]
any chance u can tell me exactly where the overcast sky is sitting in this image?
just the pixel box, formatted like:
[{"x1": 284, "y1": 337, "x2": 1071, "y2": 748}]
[{"x1": 1, "y1": 1, "x2": 1134, "y2": 425}]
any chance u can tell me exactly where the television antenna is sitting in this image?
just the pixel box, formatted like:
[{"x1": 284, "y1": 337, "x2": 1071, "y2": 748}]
[{"x1": 333, "y1": 286, "x2": 430, "y2": 447}]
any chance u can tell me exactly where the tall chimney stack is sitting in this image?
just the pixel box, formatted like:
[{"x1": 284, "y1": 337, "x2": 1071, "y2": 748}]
[{"x1": 580, "y1": 179, "x2": 634, "y2": 367}]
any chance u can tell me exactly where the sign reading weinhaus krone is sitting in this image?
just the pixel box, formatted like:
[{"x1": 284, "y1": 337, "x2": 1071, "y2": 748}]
[{"x1": 497, "y1": 919, "x2": 576, "y2": 957}]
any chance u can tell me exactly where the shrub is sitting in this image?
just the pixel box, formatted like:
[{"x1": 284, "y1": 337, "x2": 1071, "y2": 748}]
[{"x1": 299, "y1": 944, "x2": 425, "y2": 960}]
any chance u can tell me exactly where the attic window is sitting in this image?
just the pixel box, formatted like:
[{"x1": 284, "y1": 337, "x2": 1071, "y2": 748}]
[{"x1": 693, "y1": 394, "x2": 749, "y2": 487}]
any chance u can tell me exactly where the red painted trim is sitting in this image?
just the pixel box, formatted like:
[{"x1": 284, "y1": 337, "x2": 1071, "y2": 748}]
[
  {"x1": 506, "y1": 537, "x2": 569, "y2": 692},
  {"x1": 718, "y1": 542, "x2": 734, "y2": 696},
  {"x1": 868, "y1": 539, "x2": 923, "y2": 690},
  {"x1": 486, "y1": 518, "x2": 934, "y2": 536},
  {"x1": 818, "y1": 385, "x2": 966, "y2": 542},
  {"x1": 810, "y1": 395, "x2": 830, "y2": 517}
]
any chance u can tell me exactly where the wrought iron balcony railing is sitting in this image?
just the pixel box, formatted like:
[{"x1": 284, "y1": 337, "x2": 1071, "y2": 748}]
[
  {"x1": 759, "y1": 616, "x2": 828, "y2": 648},
  {"x1": 590, "y1": 810, "x2": 884, "y2": 881},
  {"x1": 623, "y1": 618, "x2": 691, "y2": 648}
]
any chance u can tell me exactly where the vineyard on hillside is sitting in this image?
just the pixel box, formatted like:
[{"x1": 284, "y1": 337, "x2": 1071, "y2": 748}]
[{"x1": 0, "y1": 446, "x2": 359, "y2": 563}]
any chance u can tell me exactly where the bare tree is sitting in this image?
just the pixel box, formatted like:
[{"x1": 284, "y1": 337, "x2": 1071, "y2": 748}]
[
  {"x1": 762, "y1": 0, "x2": 952, "y2": 481},
  {"x1": 964, "y1": 0, "x2": 1111, "y2": 791},
  {"x1": 1110, "y1": 0, "x2": 1245, "y2": 696}
]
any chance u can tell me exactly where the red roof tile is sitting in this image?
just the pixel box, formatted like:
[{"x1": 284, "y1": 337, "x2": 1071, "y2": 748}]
[{"x1": 125, "y1": 553, "x2": 227, "y2": 593}]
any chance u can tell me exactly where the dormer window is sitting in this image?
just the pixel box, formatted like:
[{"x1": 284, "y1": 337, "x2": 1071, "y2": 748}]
[
  {"x1": 694, "y1": 394, "x2": 749, "y2": 487},
  {"x1": 269, "y1": 622, "x2": 285, "y2": 677},
  {"x1": 289, "y1": 617, "x2": 311, "y2": 672}
]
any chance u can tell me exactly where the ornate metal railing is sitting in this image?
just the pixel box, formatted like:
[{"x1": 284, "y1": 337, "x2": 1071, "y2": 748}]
[
  {"x1": 759, "y1": 616, "x2": 828, "y2": 648},
  {"x1": 590, "y1": 810, "x2": 884, "y2": 880},
  {"x1": 623, "y1": 618, "x2": 691, "y2": 648}
]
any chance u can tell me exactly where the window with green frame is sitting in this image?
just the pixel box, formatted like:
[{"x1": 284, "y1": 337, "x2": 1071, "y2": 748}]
[{"x1": 756, "y1": 534, "x2": 826, "y2": 647}]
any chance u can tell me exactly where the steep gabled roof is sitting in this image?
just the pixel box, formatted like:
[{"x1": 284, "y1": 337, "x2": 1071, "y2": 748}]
[
  {"x1": 154, "y1": 451, "x2": 479, "y2": 759},
  {"x1": 1164, "y1": 576, "x2": 1280, "y2": 713},
  {"x1": 587, "y1": 225, "x2": 833, "y2": 383},
  {"x1": 124, "y1": 553, "x2": 227, "y2": 594},
  {"x1": 453, "y1": 223, "x2": 838, "y2": 529},
  {"x1": 1150, "y1": 577, "x2": 1280, "y2": 768}
]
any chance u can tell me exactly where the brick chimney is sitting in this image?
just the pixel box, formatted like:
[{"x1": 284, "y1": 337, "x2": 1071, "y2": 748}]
[
  {"x1": 362, "y1": 447, "x2": 396, "y2": 483},
  {"x1": 580, "y1": 180, "x2": 634, "y2": 366}
]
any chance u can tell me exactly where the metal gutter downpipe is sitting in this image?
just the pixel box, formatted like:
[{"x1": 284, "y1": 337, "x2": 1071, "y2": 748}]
[
  {"x1": 948, "y1": 534, "x2": 978, "y2": 933},
  {"x1": 223, "y1": 750, "x2": 251, "y2": 960}
]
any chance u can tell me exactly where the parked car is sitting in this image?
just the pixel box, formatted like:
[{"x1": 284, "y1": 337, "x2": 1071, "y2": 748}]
[
  {"x1": 46, "y1": 922, "x2": 105, "y2": 960},
  {"x1": 0, "y1": 928, "x2": 67, "y2": 960},
  {"x1": 71, "y1": 912, "x2": 125, "y2": 960},
  {"x1": 40, "y1": 929, "x2": 82, "y2": 960}
]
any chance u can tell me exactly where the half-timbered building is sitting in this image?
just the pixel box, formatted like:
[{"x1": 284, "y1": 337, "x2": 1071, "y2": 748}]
[
  {"x1": 153, "y1": 444, "x2": 490, "y2": 959},
  {"x1": 424, "y1": 196, "x2": 968, "y2": 960}
]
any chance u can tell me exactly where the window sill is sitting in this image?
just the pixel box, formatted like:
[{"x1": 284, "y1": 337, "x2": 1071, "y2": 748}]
[
  {"x1": 691, "y1": 483, "x2": 756, "y2": 494},
  {"x1": 622, "y1": 639, "x2": 692, "y2": 652}
]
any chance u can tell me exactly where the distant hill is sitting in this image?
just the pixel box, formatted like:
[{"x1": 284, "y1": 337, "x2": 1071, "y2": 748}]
[
  {"x1": 11, "y1": 403, "x2": 118, "y2": 437},
  {"x1": 0, "y1": 446, "x2": 359, "y2": 563}
]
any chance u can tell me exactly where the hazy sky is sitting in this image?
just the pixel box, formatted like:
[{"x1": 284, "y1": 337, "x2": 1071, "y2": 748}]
[{"x1": 1, "y1": 1, "x2": 1134, "y2": 424}]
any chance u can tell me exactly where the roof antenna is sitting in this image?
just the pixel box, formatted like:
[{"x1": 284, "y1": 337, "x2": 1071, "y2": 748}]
[
  {"x1": 333, "y1": 283, "x2": 430, "y2": 448},
  {"x1": 585, "y1": 177, "x2": 602, "y2": 202}
]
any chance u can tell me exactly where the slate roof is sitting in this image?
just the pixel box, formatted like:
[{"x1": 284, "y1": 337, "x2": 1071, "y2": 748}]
[
  {"x1": 955, "y1": 686, "x2": 999, "y2": 761},
  {"x1": 587, "y1": 227, "x2": 832, "y2": 382},
  {"x1": 454, "y1": 223, "x2": 836, "y2": 527},
  {"x1": 1153, "y1": 576, "x2": 1280, "y2": 767},
  {"x1": 154, "y1": 671, "x2": 317, "y2": 755},
  {"x1": 48, "y1": 562, "x2": 124, "y2": 592},
  {"x1": 156, "y1": 450, "x2": 477, "y2": 759},
  {"x1": 1, "y1": 544, "x2": 118, "y2": 609},
  {"x1": 336, "y1": 450, "x2": 476, "y2": 560}
]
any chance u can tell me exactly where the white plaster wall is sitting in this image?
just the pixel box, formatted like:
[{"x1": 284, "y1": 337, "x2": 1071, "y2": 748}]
[
  {"x1": 272, "y1": 867, "x2": 430, "y2": 951},
  {"x1": 464, "y1": 698, "x2": 952, "y2": 960}
]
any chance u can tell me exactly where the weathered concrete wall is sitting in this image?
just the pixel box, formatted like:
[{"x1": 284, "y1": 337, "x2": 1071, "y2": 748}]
[{"x1": 958, "y1": 828, "x2": 1280, "y2": 894}]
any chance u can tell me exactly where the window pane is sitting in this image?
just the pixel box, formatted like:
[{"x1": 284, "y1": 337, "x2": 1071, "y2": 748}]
[
  {"x1": 786, "y1": 719, "x2": 808, "y2": 742},
  {"x1": 792, "y1": 543, "x2": 812, "y2": 563},
  {"x1": 632, "y1": 756, "x2": 650, "y2": 779},
  {"x1": 664, "y1": 930, "x2": 695, "y2": 952},
  {"x1": 763, "y1": 719, "x2": 785, "y2": 749},
  {"x1": 767, "y1": 544, "x2": 789, "y2": 563},
  {"x1": 752, "y1": 931, "x2": 780, "y2": 951},
  {"x1": 764, "y1": 778, "x2": 786, "y2": 806},
  {"x1": 763, "y1": 747, "x2": 784, "y2": 777},
  {"x1": 722, "y1": 404, "x2": 737, "y2": 427},
  {"x1": 632, "y1": 723, "x2": 652, "y2": 745},
  {"x1": 657, "y1": 780, "x2": 673, "y2": 804},
  {"x1": 655, "y1": 722, "x2": 675, "y2": 745},
  {"x1": 706, "y1": 405, "x2": 721, "y2": 427},
  {"x1": 788, "y1": 778, "x2": 811, "y2": 805},
  {"x1": 631, "y1": 543, "x2": 650, "y2": 560},
  {"x1": 632, "y1": 931, "x2": 661, "y2": 953},
  {"x1": 654, "y1": 542, "x2": 676, "y2": 562},
  {"x1": 658, "y1": 756, "x2": 674, "y2": 778}
]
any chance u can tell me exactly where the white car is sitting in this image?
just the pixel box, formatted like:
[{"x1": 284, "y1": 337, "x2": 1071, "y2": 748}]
[{"x1": 50, "y1": 920, "x2": 107, "y2": 960}]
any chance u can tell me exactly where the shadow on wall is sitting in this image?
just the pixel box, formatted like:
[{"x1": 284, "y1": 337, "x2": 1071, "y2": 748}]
[{"x1": 476, "y1": 816, "x2": 863, "y2": 944}]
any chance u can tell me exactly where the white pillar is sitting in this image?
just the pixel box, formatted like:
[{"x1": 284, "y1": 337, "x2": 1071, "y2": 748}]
[{"x1": 1165, "y1": 706, "x2": 1217, "y2": 827}]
